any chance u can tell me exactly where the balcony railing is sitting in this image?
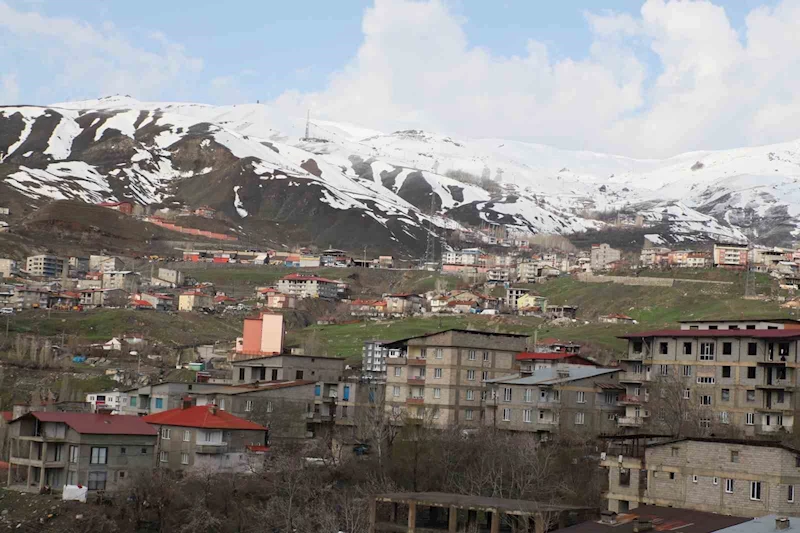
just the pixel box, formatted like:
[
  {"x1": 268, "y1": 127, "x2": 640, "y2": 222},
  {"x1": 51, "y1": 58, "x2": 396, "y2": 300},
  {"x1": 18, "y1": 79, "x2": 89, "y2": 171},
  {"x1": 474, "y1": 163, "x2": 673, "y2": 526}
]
[
  {"x1": 195, "y1": 443, "x2": 229, "y2": 454},
  {"x1": 618, "y1": 395, "x2": 645, "y2": 405},
  {"x1": 407, "y1": 359, "x2": 427, "y2": 366},
  {"x1": 406, "y1": 397, "x2": 424, "y2": 405},
  {"x1": 618, "y1": 416, "x2": 644, "y2": 427},
  {"x1": 618, "y1": 372, "x2": 649, "y2": 383},
  {"x1": 407, "y1": 376, "x2": 426, "y2": 384}
]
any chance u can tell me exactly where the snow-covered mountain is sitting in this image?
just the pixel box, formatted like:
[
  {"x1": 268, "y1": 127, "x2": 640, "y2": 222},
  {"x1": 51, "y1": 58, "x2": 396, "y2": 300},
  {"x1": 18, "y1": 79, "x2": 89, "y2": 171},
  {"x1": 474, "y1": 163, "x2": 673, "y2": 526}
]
[{"x1": 2, "y1": 95, "x2": 799, "y2": 254}]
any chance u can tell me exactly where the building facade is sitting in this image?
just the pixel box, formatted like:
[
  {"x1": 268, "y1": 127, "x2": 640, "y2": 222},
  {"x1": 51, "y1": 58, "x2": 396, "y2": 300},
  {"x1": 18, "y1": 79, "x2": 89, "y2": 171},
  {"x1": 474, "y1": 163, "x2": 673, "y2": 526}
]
[
  {"x1": 713, "y1": 244, "x2": 749, "y2": 269},
  {"x1": 25, "y1": 255, "x2": 66, "y2": 278},
  {"x1": 231, "y1": 354, "x2": 344, "y2": 385},
  {"x1": 363, "y1": 340, "x2": 390, "y2": 381},
  {"x1": 383, "y1": 330, "x2": 532, "y2": 428},
  {"x1": 0, "y1": 258, "x2": 18, "y2": 278},
  {"x1": 102, "y1": 271, "x2": 140, "y2": 293},
  {"x1": 591, "y1": 244, "x2": 622, "y2": 271},
  {"x1": 277, "y1": 273, "x2": 338, "y2": 299}
]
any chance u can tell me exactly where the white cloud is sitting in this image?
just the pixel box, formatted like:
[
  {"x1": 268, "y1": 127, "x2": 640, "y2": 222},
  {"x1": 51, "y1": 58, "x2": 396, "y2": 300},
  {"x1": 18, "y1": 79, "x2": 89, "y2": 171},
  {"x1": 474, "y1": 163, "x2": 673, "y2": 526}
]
[
  {"x1": 0, "y1": 1, "x2": 202, "y2": 103},
  {"x1": 268, "y1": 0, "x2": 800, "y2": 158}
]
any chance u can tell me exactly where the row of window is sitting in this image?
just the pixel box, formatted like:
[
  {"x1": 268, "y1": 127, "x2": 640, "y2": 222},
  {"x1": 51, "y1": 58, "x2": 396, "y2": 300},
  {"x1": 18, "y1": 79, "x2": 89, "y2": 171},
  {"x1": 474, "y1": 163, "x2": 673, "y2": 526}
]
[
  {"x1": 67, "y1": 446, "x2": 148, "y2": 465},
  {"x1": 159, "y1": 451, "x2": 190, "y2": 465},
  {"x1": 653, "y1": 363, "x2": 781, "y2": 380},
  {"x1": 161, "y1": 428, "x2": 222, "y2": 443},
  {"x1": 679, "y1": 475, "x2": 795, "y2": 502},
  {"x1": 499, "y1": 408, "x2": 582, "y2": 424},
  {"x1": 635, "y1": 340, "x2": 790, "y2": 358},
  {"x1": 681, "y1": 387, "x2": 786, "y2": 405}
]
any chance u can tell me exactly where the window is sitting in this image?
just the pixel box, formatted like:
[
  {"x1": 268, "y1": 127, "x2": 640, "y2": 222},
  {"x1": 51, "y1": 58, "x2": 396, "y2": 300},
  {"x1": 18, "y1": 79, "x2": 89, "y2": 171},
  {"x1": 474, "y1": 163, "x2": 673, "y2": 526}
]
[
  {"x1": 748, "y1": 342, "x2": 758, "y2": 356},
  {"x1": 468, "y1": 350, "x2": 476, "y2": 360},
  {"x1": 182, "y1": 430, "x2": 191, "y2": 442},
  {"x1": 700, "y1": 395, "x2": 712, "y2": 405},
  {"x1": 731, "y1": 451, "x2": 739, "y2": 463},
  {"x1": 669, "y1": 472, "x2": 676, "y2": 480},
  {"x1": 697, "y1": 376, "x2": 715, "y2": 384},
  {"x1": 692, "y1": 475, "x2": 698, "y2": 483},
  {"x1": 747, "y1": 367, "x2": 756, "y2": 379},
  {"x1": 683, "y1": 342, "x2": 693, "y2": 355},
  {"x1": 432, "y1": 408, "x2": 440, "y2": 419},
  {"x1": 746, "y1": 412, "x2": 755, "y2": 425},
  {"x1": 435, "y1": 348, "x2": 443, "y2": 359},
  {"x1": 751, "y1": 481, "x2": 762, "y2": 501},
  {"x1": 523, "y1": 409, "x2": 532, "y2": 423},
  {"x1": 219, "y1": 399, "x2": 226, "y2": 410},
  {"x1": 659, "y1": 365, "x2": 669, "y2": 376},
  {"x1": 709, "y1": 325, "x2": 718, "y2": 330},
  {"x1": 575, "y1": 412, "x2": 585, "y2": 425},
  {"x1": 394, "y1": 367, "x2": 402, "y2": 377},
  {"x1": 700, "y1": 342, "x2": 715, "y2": 360},
  {"x1": 433, "y1": 387, "x2": 441, "y2": 399},
  {"x1": 502, "y1": 408, "x2": 511, "y2": 421},
  {"x1": 295, "y1": 370, "x2": 304, "y2": 380},
  {"x1": 130, "y1": 397, "x2": 137, "y2": 407},
  {"x1": 503, "y1": 388, "x2": 512, "y2": 402},
  {"x1": 683, "y1": 365, "x2": 692, "y2": 377},
  {"x1": 723, "y1": 342, "x2": 732, "y2": 355},
  {"x1": 779, "y1": 391, "x2": 786, "y2": 404},
  {"x1": 239, "y1": 368, "x2": 245, "y2": 380},
  {"x1": 747, "y1": 390, "x2": 756, "y2": 402},
  {"x1": 466, "y1": 390, "x2": 474, "y2": 401},
  {"x1": 119, "y1": 447, "x2": 126, "y2": 456},
  {"x1": 747, "y1": 324, "x2": 756, "y2": 330},
  {"x1": 465, "y1": 409, "x2": 474, "y2": 421},
  {"x1": 671, "y1": 447, "x2": 680, "y2": 457},
  {"x1": 181, "y1": 453, "x2": 189, "y2": 465},
  {"x1": 69, "y1": 445, "x2": 79, "y2": 464},
  {"x1": 729, "y1": 325, "x2": 739, "y2": 330},
  {"x1": 392, "y1": 386, "x2": 400, "y2": 397},
  {"x1": 155, "y1": 398, "x2": 163, "y2": 409},
  {"x1": 577, "y1": 391, "x2": 586, "y2": 403},
  {"x1": 721, "y1": 389, "x2": 730, "y2": 401},
  {"x1": 720, "y1": 411, "x2": 729, "y2": 424},
  {"x1": 245, "y1": 400, "x2": 253, "y2": 412},
  {"x1": 713, "y1": 477, "x2": 719, "y2": 485},
  {"x1": 141, "y1": 448, "x2": 147, "y2": 454},
  {"x1": 90, "y1": 447, "x2": 107, "y2": 465},
  {"x1": 683, "y1": 388, "x2": 691, "y2": 399},
  {"x1": 722, "y1": 366, "x2": 731, "y2": 378},
  {"x1": 790, "y1": 485, "x2": 795, "y2": 503},
  {"x1": 483, "y1": 351, "x2": 490, "y2": 361},
  {"x1": 633, "y1": 341, "x2": 643, "y2": 353},
  {"x1": 88, "y1": 471, "x2": 107, "y2": 491},
  {"x1": 161, "y1": 428, "x2": 171, "y2": 440},
  {"x1": 160, "y1": 451, "x2": 168, "y2": 463},
  {"x1": 524, "y1": 388, "x2": 533, "y2": 403},
  {"x1": 434, "y1": 368, "x2": 442, "y2": 379},
  {"x1": 467, "y1": 370, "x2": 475, "y2": 381},
  {"x1": 659, "y1": 342, "x2": 668, "y2": 355},
  {"x1": 725, "y1": 479, "x2": 734, "y2": 493},
  {"x1": 619, "y1": 469, "x2": 631, "y2": 486},
  {"x1": 482, "y1": 371, "x2": 489, "y2": 381}
]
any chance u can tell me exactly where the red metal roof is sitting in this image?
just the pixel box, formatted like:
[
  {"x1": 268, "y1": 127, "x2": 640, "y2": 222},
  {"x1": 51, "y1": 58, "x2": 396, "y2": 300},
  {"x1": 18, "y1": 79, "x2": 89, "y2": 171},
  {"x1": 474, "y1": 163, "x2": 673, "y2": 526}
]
[
  {"x1": 143, "y1": 405, "x2": 266, "y2": 430},
  {"x1": 131, "y1": 299, "x2": 154, "y2": 307},
  {"x1": 24, "y1": 412, "x2": 157, "y2": 435},
  {"x1": 618, "y1": 329, "x2": 800, "y2": 339}
]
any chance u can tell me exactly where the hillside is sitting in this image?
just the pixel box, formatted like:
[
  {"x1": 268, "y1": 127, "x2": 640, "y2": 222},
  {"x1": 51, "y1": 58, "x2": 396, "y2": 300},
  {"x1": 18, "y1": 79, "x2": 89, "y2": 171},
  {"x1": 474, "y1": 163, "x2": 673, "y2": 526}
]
[{"x1": 4, "y1": 96, "x2": 800, "y2": 256}]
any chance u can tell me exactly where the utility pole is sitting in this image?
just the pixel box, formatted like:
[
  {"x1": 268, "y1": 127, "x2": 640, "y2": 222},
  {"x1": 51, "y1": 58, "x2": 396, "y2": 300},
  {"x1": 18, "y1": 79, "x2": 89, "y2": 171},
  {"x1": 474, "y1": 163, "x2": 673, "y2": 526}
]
[{"x1": 304, "y1": 109, "x2": 310, "y2": 140}]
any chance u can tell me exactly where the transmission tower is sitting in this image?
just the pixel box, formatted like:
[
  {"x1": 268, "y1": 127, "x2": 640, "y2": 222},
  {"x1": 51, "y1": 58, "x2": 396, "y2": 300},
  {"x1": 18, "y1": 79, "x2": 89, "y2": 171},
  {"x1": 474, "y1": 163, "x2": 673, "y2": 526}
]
[
  {"x1": 744, "y1": 243, "x2": 756, "y2": 298},
  {"x1": 304, "y1": 109, "x2": 310, "y2": 139},
  {"x1": 423, "y1": 193, "x2": 437, "y2": 267}
]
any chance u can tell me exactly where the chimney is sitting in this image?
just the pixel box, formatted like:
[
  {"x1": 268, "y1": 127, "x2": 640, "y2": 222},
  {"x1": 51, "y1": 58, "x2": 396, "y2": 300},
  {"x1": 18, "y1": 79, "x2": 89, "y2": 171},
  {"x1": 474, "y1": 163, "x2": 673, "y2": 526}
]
[
  {"x1": 209, "y1": 405, "x2": 217, "y2": 415},
  {"x1": 633, "y1": 519, "x2": 653, "y2": 533},
  {"x1": 599, "y1": 511, "x2": 617, "y2": 525},
  {"x1": 776, "y1": 517, "x2": 791, "y2": 531}
]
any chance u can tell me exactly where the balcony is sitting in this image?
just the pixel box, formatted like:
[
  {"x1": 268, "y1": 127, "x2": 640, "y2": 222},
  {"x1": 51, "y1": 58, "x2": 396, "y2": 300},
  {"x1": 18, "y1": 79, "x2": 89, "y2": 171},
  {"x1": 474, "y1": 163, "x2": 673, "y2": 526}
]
[
  {"x1": 756, "y1": 380, "x2": 795, "y2": 391},
  {"x1": 617, "y1": 395, "x2": 645, "y2": 406},
  {"x1": 8, "y1": 456, "x2": 66, "y2": 468},
  {"x1": 195, "y1": 443, "x2": 229, "y2": 454},
  {"x1": 618, "y1": 372, "x2": 648, "y2": 384},
  {"x1": 407, "y1": 376, "x2": 426, "y2": 384},
  {"x1": 618, "y1": 416, "x2": 644, "y2": 427},
  {"x1": 406, "y1": 397, "x2": 425, "y2": 405},
  {"x1": 407, "y1": 359, "x2": 427, "y2": 366},
  {"x1": 536, "y1": 401, "x2": 559, "y2": 409},
  {"x1": 620, "y1": 351, "x2": 647, "y2": 362}
]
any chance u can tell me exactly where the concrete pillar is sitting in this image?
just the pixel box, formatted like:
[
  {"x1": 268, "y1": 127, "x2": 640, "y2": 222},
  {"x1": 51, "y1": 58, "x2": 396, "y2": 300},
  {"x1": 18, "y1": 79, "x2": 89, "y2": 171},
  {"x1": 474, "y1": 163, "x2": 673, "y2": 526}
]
[
  {"x1": 467, "y1": 510, "x2": 478, "y2": 533},
  {"x1": 26, "y1": 465, "x2": 31, "y2": 489},
  {"x1": 490, "y1": 511, "x2": 501, "y2": 533},
  {"x1": 369, "y1": 498, "x2": 376, "y2": 533},
  {"x1": 408, "y1": 502, "x2": 417, "y2": 533},
  {"x1": 390, "y1": 503, "x2": 398, "y2": 523},
  {"x1": 39, "y1": 441, "x2": 47, "y2": 490},
  {"x1": 6, "y1": 462, "x2": 11, "y2": 487},
  {"x1": 448, "y1": 506, "x2": 458, "y2": 533}
]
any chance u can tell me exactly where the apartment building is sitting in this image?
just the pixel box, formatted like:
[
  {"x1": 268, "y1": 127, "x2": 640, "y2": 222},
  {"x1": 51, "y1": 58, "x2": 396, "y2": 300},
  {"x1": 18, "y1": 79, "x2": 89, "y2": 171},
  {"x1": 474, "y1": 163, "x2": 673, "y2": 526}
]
[
  {"x1": 504, "y1": 287, "x2": 530, "y2": 312},
  {"x1": 25, "y1": 255, "x2": 66, "y2": 278},
  {"x1": 640, "y1": 247, "x2": 671, "y2": 267},
  {"x1": 0, "y1": 258, "x2": 18, "y2": 278},
  {"x1": 616, "y1": 318, "x2": 800, "y2": 435},
  {"x1": 5, "y1": 412, "x2": 157, "y2": 492},
  {"x1": 713, "y1": 244, "x2": 749, "y2": 269},
  {"x1": 602, "y1": 436, "x2": 800, "y2": 517},
  {"x1": 85, "y1": 391, "x2": 125, "y2": 414},
  {"x1": 150, "y1": 267, "x2": 184, "y2": 288},
  {"x1": 484, "y1": 365, "x2": 624, "y2": 438},
  {"x1": 442, "y1": 249, "x2": 481, "y2": 266},
  {"x1": 231, "y1": 354, "x2": 344, "y2": 385},
  {"x1": 121, "y1": 382, "x2": 224, "y2": 416},
  {"x1": 591, "y1": 244, "x2": 622, "y2": 271},
  {"x1": 178, "y1": 290, "x2": 213, "y2": 311},
  {"x1": 363, "y1": 340, "x2": 390, "y2": 381},
  {"x1": 102, "y1": 271, "x2": 140, "y2": 293},
  {"x1": 277, "y1": 273, "x2": 338, "y2": 299},
  {"x1": 143, "y1": 405, "x2": 266, "y2": 473},
  {"x1": 234, "y1": 311, "x2": 286, "y2": 358},
  {"x1": 383, "y1": 329, "x2": 532, "y2": 427}
]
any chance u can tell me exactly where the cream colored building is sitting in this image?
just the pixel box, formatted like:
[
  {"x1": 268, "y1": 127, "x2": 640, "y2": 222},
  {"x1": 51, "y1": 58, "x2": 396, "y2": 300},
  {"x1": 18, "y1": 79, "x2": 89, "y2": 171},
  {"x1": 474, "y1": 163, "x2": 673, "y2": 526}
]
[
  {"x1": 383, "y1": 329, "x2": 532, "y2": 427},
  {"x1": 178, "y1": 291, "x2": 214, "y2": 311}
]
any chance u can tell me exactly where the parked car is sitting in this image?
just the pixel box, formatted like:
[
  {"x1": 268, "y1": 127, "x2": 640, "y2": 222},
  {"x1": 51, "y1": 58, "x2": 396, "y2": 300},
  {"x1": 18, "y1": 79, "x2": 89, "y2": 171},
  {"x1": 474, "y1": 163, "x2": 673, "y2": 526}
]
[{"x1": 0, "y1": 308, "x2": 14, "y2": 315}]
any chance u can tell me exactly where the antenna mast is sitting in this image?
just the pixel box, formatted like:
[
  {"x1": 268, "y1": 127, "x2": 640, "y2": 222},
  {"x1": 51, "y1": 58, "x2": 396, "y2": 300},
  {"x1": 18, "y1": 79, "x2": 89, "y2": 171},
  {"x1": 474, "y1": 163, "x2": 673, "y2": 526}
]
[{"x1": 304, "y1": 109, "x2": 310, "y2": 140}]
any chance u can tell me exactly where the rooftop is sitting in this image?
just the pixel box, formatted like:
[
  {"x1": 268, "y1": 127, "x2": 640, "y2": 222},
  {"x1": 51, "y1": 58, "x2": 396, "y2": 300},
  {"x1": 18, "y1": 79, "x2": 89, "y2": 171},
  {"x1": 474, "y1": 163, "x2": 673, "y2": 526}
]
[
  {"x1": 717, "y1": 515, "x2": 796, "y2": 533},
  {"x1": 514, "y1": 352, "x2": 595, "y2": 363},
  {"x1": 383, "y1": 329, "x2": 531, "y2": 347},
  {"x1": 678, "y1": 318, "x2": 800, "y2": 324},
  {"x1": 280, "y1": 273, "x2": 338, "y2": 284},
  {"x1": 618, "y1": 329, "x2": 800, "y2": 339},
  {"x1": 560, "y1": 505, "x2": 751, "y2": 533},
  {"x1": 375, "y1": 492, "x2": 591, "y2": 514},
  {"x1": 192, "y1": 380, "x2": 317, "y2": 395},
  {"x1": 18, "y1": 412, "x2": 157, "y2": 436},
  {"x1": 486, "y1": 365, "x2": 619, "y2": 386},
  {"x1": 646, "y1": 436, "x2": 800, "y2": 455},
  {"x1": 142, "y1": 405, "x2": 266, "y2": 431}
]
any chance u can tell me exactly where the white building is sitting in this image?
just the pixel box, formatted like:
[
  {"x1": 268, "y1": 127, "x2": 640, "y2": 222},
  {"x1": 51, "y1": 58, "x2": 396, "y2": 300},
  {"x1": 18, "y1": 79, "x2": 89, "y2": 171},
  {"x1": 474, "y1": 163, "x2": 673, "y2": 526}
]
[
  {"x1": 590, "y1": 244, "x2": 622, "y2": 271},
  {"x1": 442, "y1": 248, "x2": 481, "y2": 265},
  {"x1": 89, "y1": 255, "x2": 124, "y2": 273},
  {"x1": 85, "y1": 390, "x2": 125, "y2": 414},
  {"x1": 362, "y1": 340, "x2": 390, "y2": 381},
  {"x1": 25, "y1": 254, "x2": 66, "y2": 278},
  {"x1": 277, "y1": 273, "x2": 339, "y2": 299},
  {"x1": 102, "y1": 271, "x2": 140, "y2": 292},
  {"x1": 0, "y1": 258, "x2": 17, "y2": 278}
]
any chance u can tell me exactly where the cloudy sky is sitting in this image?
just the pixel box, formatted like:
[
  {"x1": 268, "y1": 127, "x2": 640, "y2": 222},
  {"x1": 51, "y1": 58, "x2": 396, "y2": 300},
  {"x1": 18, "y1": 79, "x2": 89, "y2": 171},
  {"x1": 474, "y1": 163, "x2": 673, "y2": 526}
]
[{"x1": 1, "y1": 0, "x2": 798, "y2": 158}]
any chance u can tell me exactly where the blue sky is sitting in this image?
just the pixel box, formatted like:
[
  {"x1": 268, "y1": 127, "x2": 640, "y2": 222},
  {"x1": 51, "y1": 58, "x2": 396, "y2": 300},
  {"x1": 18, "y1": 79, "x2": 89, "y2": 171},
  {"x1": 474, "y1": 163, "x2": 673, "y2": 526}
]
[{"x1": 0, "y1": 0, "x2": 796, "y2": 157}]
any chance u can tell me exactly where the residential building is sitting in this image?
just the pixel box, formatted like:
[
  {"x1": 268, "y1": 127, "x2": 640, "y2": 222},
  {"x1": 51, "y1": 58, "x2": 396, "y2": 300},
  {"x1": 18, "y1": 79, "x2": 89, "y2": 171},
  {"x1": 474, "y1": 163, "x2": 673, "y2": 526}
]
[
  {"x1": 5, "y1": 412, "x2": 157, "y2": 492},
  {"x1": 334, "y1": 379, "x2": 384, "y2": 427},
  {"x1": 591, "y1": 244, "x2": 622, "y2": 271},
  {"x1": 121, "y1": 382, "x2": 224, "y2": 416},
  {"x1": 484, "y1": 365, "x2": 624, "y2": 438},
  {"x1": 234, "y1": 312, "x2": 286, "y2": 358},
  {"x1": 383, "y1": 329, "x2": 532, "y2": 428},
  {"x1": 442, "y1": 249, "x2": 481, "y2": 266},
  {"x1": 678, "y1": 318, "x2": 800, "y2": 330},
  {"x1": 231, "y1": 354, "x2": 344, "y2": 385},
  {"x1": 178, "y1": 291, "x2": 214, "y2": 311},
  {"x1": 349, "y1": 299, "x2": 388, "y2": 318},
  {"x1": 132, "y1": 292, "x2": 174, "y2": 311},
  {"x1": 600, "y1": 314, "x2": 636, "y2": 324},
  {"x1": 151, "y1": 268, "x2": 185, "y2": 288},
  {"x1": 79, "y1": 288, "x2": 128, "y2": 308},
  {"x1": 384, "y1": 294, "x2": 423, "y2": 316},
  {"x1": 143, "y1": 405, "x2": 267, "y2": 473},
  {"x1": 514, "y1": 352, "x2": 598, "y2": 374},
  {"x1": 560, "y1": 504, "x2": 752, "y2": 533},
  {"x1": 68, "y1": 256, "x2": 89, "y2": 276},
  {"x1": 516, "y1": 293, "x2": 547, "y2": 314},
  {"x1": 713, "y1": 244, "x2": 749, "y2": 269},
  {"x1": 640, "y1": 246, "x2": 671, "y2": 267},
  {"x1": 25, "y1": 255, "x2": 66, "y2": 278},
  {"x1": 616, "y1": 318, "x2": 800, "y2": 434},
  {"x1": 85, "y1": 391, "x2": 124, "y2": 414},
  {"x1": 363, "y1": 340, "x2": 390, "y2": 381},
  {"x1": 504, "y1": 287, "x2": 530, "y2": 312},
  {"x1": 89, "y1": 255, "x2": 124, "y2": 273},
  {"x1": 97, "y1": 201, "x2": 135, "y2": 215},
  {"x1": 602, "y1": 436, "x2": 800, "y2": 518},
  {"x1": 277, "y1": 273, "x2": 339, "y2": 299},
  {"x1": 102, "y1": 271, "x2": 140, "y2": 292},
  {"x1": 0, "y1": 258, "x2": 17, "y2": 278},
  {"x1": 257, "y1": 288, "x2": 297, "y2": 309},
  {"x1": 517, "y1": 261, "x2": 544, "y2": 283}
]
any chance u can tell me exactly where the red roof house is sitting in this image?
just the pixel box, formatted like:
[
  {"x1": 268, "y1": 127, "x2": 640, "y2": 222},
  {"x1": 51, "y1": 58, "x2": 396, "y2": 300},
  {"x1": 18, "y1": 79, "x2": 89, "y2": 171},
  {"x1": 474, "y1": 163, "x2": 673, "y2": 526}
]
[
  {"x1": 18, "y1": 412, "x2": 157, "y2": 435},
  {"x1": 143, "y1": 405, "x2": 265, "y2": 431}
]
